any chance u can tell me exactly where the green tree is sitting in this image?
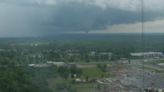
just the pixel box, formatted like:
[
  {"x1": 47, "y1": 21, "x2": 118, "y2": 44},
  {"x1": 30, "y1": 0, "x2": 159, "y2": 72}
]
[
  {"x1": 0, "y1": 66, "x2": 38, "y2": 92},
  {"x1": 97, "y1": 64, "x2": 107, "y2": 72},
  {"x1": 58, "y1": 66, "x2": 70, "y2": 79},
  {"x1": 70, "y1": 66, "x2": 82, "y2": 78},
  {"x1": 0, "y1": 59, "x2": 51, "y2": 92}
]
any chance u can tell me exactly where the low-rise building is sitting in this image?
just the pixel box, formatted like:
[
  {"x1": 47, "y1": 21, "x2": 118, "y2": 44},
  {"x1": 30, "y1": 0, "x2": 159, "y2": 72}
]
[
  {"x1": 47, "y1": 61, "x2": 67, "y2": 67},
  {"x1": 130, "y1": 52, "x2": 164, "y2": 58},
  {"x1": 28, "y1": 64, "x2": 50, "y2": 68},
  {"x1": 98, "y1": 52, "x2": 112, "y2": 60}
]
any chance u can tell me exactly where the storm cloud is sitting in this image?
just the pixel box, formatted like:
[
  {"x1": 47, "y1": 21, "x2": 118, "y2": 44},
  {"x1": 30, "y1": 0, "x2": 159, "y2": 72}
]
[{"x1": 0, "y1": 0, "x2": 164, "y2": 36}]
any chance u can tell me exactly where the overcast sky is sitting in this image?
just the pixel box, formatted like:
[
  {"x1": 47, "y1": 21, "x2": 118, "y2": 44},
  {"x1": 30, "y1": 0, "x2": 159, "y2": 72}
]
[{"x1": 0, "y1": 0, "x2": 164, "y2": 37}]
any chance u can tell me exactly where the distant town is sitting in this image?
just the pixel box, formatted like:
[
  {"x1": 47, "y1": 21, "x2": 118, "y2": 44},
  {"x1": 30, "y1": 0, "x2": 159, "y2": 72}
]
[{"x1": 0, "y1": 34, "x2": 164, "y2": 92}]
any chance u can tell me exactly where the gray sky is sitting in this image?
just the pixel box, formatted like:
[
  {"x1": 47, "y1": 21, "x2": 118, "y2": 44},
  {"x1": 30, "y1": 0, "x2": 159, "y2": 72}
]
[{"x1": 0, "y1": 0, "x2": 164, "y2": 37}]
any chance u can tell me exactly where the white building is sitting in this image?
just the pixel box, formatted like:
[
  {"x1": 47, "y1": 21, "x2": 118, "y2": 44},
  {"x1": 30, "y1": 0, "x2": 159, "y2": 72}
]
[
  {"x1": 28, "y1": 64, "x2": 50, "y2": 68},
  {"x1": 130, "y1": 52, "x2": 164, "y2": 58},
  {"x1": 47, "y1": 61, "x2": 67, "y2": 67}
]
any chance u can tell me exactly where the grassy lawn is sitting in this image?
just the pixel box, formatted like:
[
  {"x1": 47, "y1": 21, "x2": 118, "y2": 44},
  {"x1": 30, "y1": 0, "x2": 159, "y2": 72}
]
[
  {"x1": 48, "y1": 78, "x2": 70, "y2": 91},
  {"x1": 48, "y1": 66, "x2": 111, "y2": 92},
  {"x1": 48, "y1": 78, "x2": 94, "y2": 92},
  {"x1": 81, "y1": 67, "x2": 109, "y2": 78},
  {"x1": 72, "y1": 83, "x2": 94, "y2": 92}
]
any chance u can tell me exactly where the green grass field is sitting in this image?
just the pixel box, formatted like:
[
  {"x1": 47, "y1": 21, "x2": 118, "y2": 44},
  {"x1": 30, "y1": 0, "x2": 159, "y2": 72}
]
[
  {"x1": 48, "y1": 78, "x2": 95, "y2": 92},
  {"x1": 82, "y1": 67, "x2": 107, "y2": 78}
]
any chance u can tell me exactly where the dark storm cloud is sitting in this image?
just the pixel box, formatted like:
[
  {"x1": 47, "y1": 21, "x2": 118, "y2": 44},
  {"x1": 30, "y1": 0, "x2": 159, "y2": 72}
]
[{"x1": 40, "y1": 1, "x2": 163, "y2": 32}]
